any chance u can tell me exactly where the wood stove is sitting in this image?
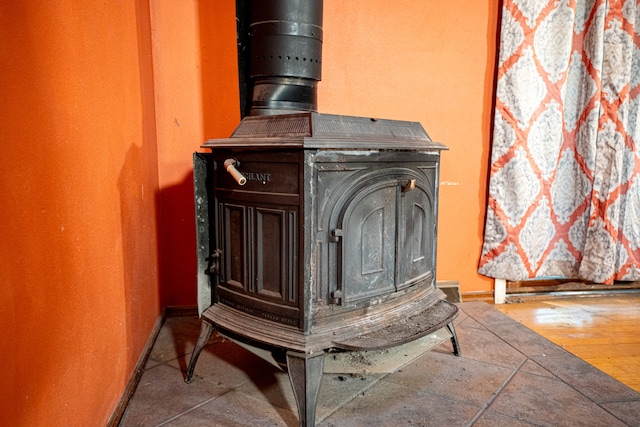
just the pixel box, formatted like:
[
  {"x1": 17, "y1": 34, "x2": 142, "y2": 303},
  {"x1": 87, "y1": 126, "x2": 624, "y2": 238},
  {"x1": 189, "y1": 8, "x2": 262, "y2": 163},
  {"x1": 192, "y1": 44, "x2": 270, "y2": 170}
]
[
  {"x1": 186, "y1": 112, "x2": 460, "y2": 425},
  {"x1": 185, "y1": 2, "x2": 460, "y2": 426}
]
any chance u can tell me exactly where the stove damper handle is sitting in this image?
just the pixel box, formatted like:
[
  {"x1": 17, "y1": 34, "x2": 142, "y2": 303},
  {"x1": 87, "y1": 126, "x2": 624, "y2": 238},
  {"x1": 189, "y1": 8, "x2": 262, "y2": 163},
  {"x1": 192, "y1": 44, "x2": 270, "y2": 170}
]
[{"x1": 223, "y1": 158, "x2": 247, "y2": 186}]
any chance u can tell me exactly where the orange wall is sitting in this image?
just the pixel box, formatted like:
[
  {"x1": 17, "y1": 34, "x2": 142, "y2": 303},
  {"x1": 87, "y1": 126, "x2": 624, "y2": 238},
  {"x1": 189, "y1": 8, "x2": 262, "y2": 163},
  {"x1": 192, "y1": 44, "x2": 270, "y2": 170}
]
[
  {"x1": 320, "y1": 1, "x2": 498, "y2": 293},
  {"x1": 149, "y1": 0, "x2": 239, "y2": 307},
  {"x1": 0, "y1": 1, "x2": 162, "y2": 425},
  {"x1": 0, "y1": 0, "x2": 498, "y2": 424},
  {"x1": 152, "y1": 0, "x2": 500, "y2": 298}
]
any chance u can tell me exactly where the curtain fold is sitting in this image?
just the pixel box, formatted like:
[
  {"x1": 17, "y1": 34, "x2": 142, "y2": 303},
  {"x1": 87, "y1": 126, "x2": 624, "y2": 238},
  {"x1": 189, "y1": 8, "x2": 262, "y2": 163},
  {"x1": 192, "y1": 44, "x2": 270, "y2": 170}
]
[{"x1": 479, "y1": 0, "x2": 640, "y2": 284}]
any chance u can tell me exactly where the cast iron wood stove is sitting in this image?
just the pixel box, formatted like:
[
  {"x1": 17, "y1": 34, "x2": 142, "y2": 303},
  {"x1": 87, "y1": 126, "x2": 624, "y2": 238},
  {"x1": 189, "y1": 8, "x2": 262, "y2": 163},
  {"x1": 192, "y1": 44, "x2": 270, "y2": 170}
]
[{"x1": 185, "y1": 2, "x2": 460, "y2": 426}]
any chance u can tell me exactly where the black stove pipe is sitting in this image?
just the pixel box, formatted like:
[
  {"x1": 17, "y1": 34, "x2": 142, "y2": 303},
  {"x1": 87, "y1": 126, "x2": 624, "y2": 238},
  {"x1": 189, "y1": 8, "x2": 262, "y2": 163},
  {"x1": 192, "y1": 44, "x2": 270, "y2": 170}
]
[{"x1": 248, "y1": 0, "x2": 323, "y2": 116}]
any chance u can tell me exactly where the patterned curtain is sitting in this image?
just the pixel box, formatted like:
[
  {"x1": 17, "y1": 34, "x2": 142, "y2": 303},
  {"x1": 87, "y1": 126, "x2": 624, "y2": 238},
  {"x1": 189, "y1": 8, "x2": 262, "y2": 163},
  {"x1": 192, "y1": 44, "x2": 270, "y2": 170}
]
[{"x1": 479, "y1": 0, "x2": 640, "y2": 284}]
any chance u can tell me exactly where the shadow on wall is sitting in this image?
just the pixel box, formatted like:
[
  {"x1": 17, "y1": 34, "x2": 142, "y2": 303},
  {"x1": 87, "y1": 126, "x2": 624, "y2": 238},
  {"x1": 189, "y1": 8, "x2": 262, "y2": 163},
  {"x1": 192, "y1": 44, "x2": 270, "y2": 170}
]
[
  {"x1": 152, "y1": 0, "x2": 239, "y2": 311},
  {"x1": 155, "y1": 172, "x2": 198, "y2": 308},
  {"x1": 115, "y1": 0, "x2": 163, "y2": 377},
  {"x1": 117, "y1": 142, "x2": 161, "y2": 362}
]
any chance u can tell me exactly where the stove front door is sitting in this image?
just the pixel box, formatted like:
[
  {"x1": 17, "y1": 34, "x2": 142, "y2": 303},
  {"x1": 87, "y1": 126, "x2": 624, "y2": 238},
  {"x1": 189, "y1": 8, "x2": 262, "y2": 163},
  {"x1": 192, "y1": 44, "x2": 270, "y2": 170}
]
[{"x1": 316, "y1": 153, "x2": 439, "y2": 307}]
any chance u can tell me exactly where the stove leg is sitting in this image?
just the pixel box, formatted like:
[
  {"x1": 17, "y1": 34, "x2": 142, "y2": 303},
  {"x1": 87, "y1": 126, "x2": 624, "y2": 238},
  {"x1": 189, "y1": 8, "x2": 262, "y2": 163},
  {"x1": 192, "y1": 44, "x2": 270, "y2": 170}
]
[
  {"x1": 185, "y1": 320, "x2": 214, "y2": 383},
  {"x1": 286, "y1": 350, "x2": 324, "y2": 427},
  {"x1": 446, "y1": 322, "x2": 461, "y2": 356}
]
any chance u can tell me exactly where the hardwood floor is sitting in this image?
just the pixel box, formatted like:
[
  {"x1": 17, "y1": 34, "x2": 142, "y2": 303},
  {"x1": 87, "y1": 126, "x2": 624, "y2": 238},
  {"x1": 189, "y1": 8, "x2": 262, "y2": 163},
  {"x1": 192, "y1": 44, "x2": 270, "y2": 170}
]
[{"x1": 494, "y1": 293, "x2": 640, "y2": 393}]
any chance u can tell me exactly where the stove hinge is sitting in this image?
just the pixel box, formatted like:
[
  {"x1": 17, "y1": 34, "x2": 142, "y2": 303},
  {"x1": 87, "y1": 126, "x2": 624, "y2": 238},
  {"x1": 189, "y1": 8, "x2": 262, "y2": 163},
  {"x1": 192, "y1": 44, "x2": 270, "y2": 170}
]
[
  {"x1": 329, "y1": 228, "x2": 344, "y2": 304},
  {"x1": 206, "y1": 249, "x2": 223, "y2": 279},
  {"x1": 329, "y1": 289, "x2": 343, "y2": 305}
]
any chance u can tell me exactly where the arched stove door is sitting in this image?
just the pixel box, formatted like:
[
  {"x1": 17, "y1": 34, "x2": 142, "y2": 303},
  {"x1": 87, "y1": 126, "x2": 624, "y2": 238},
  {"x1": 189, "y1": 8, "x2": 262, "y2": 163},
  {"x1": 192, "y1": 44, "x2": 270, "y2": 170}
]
[
  {"x1": 329, "y1": 168, "x2": 436, "y2": 305},
  {"x1": 337, "y1": 182, "x2": 397, "y2": 302}
]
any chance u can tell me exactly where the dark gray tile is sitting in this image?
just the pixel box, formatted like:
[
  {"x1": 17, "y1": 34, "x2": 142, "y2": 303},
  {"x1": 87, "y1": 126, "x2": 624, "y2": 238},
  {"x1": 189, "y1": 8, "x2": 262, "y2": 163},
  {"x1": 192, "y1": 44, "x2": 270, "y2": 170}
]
[
  {"x1": 452, "y1": 304, "x2": 470, "y2": 325},
  {"x1": 600, "y1": 400, "x2": 640, "y2": 426},
  {"x1": 459, "y1": 302, "x2": 569, "y2": 358},
  {"x1": 235, "y1": 367, "x2": 384, "y2": 421},
  {"x1": 167, "y1": 338, "x2": 281, "y2": 388},
  {"x1": 318, "y1": 381, "x2": 480, "y2": 427},
  {"x1": 119, "y1": 364, "x2": 229, "y2": 427},
  {"x1": 385, "y1": 349, "x2": 513, "y2": 407},
  {"x1": 122, "y1": 308, "x2": 640, "y2": 427},
  {"x1": 316, "y1": 373, "x2": 383, "y2": 414},
  {"x1": 518, "y1": 359, "x2": 556, "y2": 379},
  {"x1": 488, "y1": 370, "x2": 628, "y2": 427},
  {"x1": 473, "y1": 410, "x2": 543, "y2": 427},
  {"x1": 459, "y1": 301, "x2": 517, "y2": 327},
  {"x1": 483, "y1": 320, "x2": 568, "y2": 358},
  {"x1": 143, "y1": 357, "x2": 163, "y2": 370},
  {"x1": 531, "y1": 353, "x2": 640, "y2": 404},
  {"x1": 436, "y1": 320, "x2": 526, "y2": 370},
  {"x1": 163, "y1": 390, "x2": 297, "y2": 427},
  {"x1": 149, "y1": 316, "x2": 204, "y2": 363},
  {"x1": 457, "y1": 313, "x2": 490, "y2": 330}
]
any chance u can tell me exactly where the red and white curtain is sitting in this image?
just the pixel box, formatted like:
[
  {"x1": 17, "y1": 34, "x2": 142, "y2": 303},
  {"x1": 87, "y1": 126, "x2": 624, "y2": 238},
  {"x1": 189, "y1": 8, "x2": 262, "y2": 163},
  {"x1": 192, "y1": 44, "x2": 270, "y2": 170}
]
[{"x1": 479, "y1": 0, "x2": 640, "y2": 284}]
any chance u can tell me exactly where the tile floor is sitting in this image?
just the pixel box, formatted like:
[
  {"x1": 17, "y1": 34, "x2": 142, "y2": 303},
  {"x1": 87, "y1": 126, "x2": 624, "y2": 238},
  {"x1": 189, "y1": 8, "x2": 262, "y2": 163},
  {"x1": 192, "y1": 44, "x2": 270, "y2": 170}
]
[{"x1": 119, "y1": 302, "x2": 640, "y2": 426}]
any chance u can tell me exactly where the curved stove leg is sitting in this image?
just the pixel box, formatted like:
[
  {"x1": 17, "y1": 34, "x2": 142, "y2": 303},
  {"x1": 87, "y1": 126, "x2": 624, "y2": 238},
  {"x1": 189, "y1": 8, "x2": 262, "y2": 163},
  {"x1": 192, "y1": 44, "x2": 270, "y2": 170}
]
[
  {"x1": 185, "y1": 321, "x2": 214, "y2": 383},
  {"x1": 286, "y1": 350, "x2": 325, "y2": 427},
  {"x1": 445, "y1": 322, "x2": 461, "y2": 356}
]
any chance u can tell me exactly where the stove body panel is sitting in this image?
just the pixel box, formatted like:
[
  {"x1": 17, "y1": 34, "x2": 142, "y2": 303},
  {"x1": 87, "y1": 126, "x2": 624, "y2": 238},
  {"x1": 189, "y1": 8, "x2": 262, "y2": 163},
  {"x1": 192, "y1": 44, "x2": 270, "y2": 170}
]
[{"x1": 195, "y1": 113, "x2": 448, "y2": 346}]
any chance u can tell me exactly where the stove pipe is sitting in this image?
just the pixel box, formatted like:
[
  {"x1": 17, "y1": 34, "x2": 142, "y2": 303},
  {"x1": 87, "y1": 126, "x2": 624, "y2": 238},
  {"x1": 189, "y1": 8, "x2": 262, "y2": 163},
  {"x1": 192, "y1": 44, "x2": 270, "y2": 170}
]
[{"x1": 248, "y1": 0, "x2": 323, "y2": 116}]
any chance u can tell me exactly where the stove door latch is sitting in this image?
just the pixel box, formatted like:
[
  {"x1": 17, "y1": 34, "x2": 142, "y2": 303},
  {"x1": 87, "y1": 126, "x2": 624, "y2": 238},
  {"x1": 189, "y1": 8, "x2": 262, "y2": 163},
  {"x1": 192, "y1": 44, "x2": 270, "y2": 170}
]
[
  {"x1": 329, "y1": 228, "x2": 343, "y2": 242},
  {"x1": 205, "y1": 249, "x2": 223, "y2": 278}
]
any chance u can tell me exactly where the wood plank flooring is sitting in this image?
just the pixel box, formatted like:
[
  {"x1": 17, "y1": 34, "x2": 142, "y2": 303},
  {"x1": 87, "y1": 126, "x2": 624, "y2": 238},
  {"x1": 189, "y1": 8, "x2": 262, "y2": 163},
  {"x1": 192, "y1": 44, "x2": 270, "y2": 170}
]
[{"x1": 494, "y1": 293, "x2": 640, "y2": 393}]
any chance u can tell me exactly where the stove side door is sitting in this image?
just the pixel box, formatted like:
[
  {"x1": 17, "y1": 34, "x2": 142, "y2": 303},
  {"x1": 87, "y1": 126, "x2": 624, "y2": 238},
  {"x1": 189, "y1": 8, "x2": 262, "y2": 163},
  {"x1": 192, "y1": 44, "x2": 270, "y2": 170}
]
[
  {"x1": 194, "y1": 152, "x2": 214, "y2": 316},
  {"x1": 211, "y1": 150, "x2": 302, "y2": 328}
]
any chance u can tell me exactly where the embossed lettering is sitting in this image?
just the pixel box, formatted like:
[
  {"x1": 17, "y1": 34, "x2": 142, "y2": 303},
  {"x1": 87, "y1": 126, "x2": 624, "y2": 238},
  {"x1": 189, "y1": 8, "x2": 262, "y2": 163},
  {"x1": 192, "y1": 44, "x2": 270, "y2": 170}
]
[{"x1": 244, "y1": 172, "x2": 271, "y2": 183}]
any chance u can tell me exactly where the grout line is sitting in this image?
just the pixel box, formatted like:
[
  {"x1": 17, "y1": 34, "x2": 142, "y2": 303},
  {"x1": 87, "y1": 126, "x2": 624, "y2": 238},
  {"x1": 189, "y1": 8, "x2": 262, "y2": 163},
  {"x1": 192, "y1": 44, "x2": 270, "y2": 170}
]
[
  {"x1": 466, "y1": 357, "x2": 528, "y2": 426},
  {"x1": 154, "y1": 390, "x2": 232, "y2": 427}
]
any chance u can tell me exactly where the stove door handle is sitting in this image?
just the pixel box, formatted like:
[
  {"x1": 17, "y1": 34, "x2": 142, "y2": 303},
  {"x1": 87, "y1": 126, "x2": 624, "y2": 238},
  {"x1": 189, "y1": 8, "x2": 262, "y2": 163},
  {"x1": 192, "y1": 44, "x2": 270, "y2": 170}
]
[
  {"x1": 400, "y1": 179, "x2": 416, "y2": 193},
  {"x1": 224, "y1": 158, "x2": 247, "y2": 186}
]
